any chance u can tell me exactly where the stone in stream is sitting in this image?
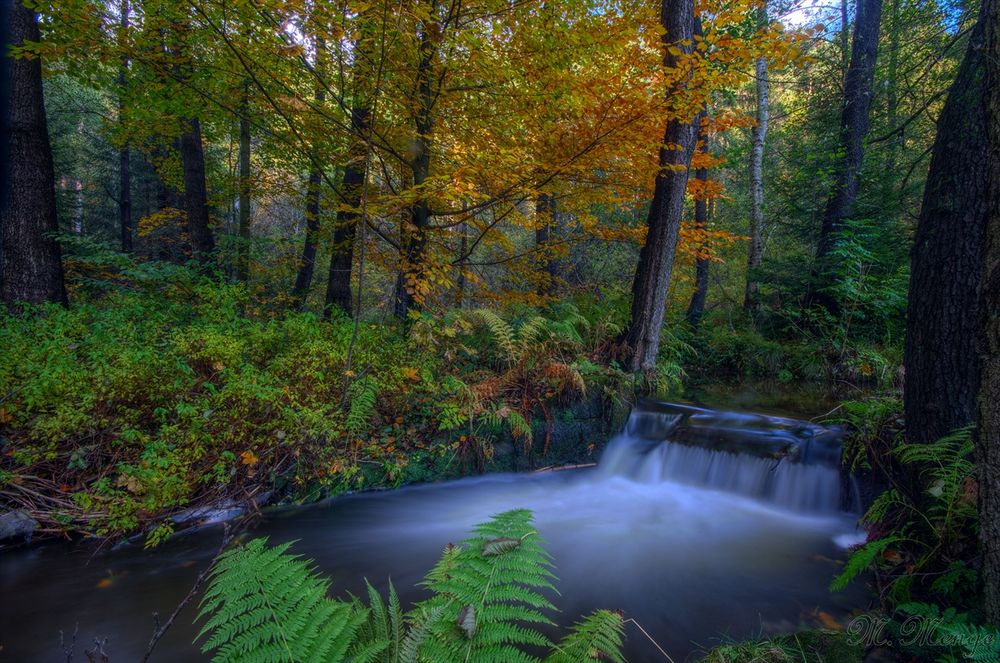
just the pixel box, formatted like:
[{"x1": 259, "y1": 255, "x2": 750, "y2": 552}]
[{"x1": 0, "y1": 510, "x2": 38, "y2": 545}]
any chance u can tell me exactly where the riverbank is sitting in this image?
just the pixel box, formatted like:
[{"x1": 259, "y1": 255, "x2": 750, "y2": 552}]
[{"x1": 0, "y1": 268, "x2": 900, "y2": 547}]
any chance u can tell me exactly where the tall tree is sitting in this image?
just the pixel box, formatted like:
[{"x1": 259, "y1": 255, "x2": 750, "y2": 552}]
[
  {"x1": 179, "y1": 118, "x2": 215, "y2": 261},
  {"x1": 809, "y1": 0, "x2": 883, "y2": 313},
  {"x1": 903, "y1": 5, "x2": 989, "y2": 447},
  {"x1": 1, "y1": 0, "x2": 67, "y2": 309},
  {"x1": 976, "y1": 0, "x2": 1000, "y2": 626},
  {"x1": 169, "y1": 12, "x2": 215, "y2": 262},
  {"x1": 621, "y1": 2, "x2": 700, "y2": 371},
  {"x1": 535, "y1": 193, "x2": 559, "y2": 296},
  {"x1": 235, "y1": 81, "x2": 252, "y2": 281},
  {"x1": 324, "y1": 107, "x2": 367, "y2": 318},
  {"x1": 293, "y1": 27, "x2": 326, "y2": 301},
  {"x1": 744, "y1": 5, "x2": 770, "y2": 314},
  {"x1": 687, "y1": 116, "x2": 710, "y2": 328},
  {"x1": 392, "y1": 2, "x2": 437, "y2": 320},
  {"x1": 118, "y1": 0, "x2": 132, "y2": 253}
]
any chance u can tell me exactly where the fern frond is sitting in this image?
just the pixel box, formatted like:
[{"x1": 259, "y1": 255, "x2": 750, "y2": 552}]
[
  {"x1": 347, "y1": 377, "x2": 378, "y2": 439},
  {"x1": 831, "y1": 535, "x2": 902, "y2": 591},
  {"x1": 197, "y1": 538, "x2": 366, "y2": 663},
  {"x1": 415, "y1": 510, "x2": 557, "y2": 662},
  {"x1": 544, "y1": 610, "x2": 626, "y2": 663},
  {"x1": 471, "y1": 310, "x2": 516, "y2": 358}
]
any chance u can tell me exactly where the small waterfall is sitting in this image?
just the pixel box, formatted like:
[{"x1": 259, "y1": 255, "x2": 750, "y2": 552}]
[{"x1": 599, "y1": 401, "x2": 849, "y2": 513}]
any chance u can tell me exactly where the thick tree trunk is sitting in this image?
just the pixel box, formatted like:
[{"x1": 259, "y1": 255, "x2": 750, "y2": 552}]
[
  {"x1": 903, "y1": 12, "x2": 989, "y2": 447},
  {"x1": 118, "y1": 0, "x2": 132, "y2": 253},
  {"x1": 687, "y1": 117, "x2": 710, "y2": 329},
  {"x1": 235, "y1": 85, "x2": 251, "y2": 281},
  {"x1": 535, "y1": 193, "x2": 558, "y2": 296},
  {"x1": 744, "y1": 43, "x2": 769, "y2": 313},
  {"x1": 179, "y1": 118, "x2": 215, "y2": 261},
  {"x1": 1, "y1": 0, "x2": 67, "y2": 309},
  {"x1": 324, "y1": 106, "x2": 368, "y2": 319},
  {"x1": 393, "y1": 15, "x2": 436, "y2": 321},
  {"x1": 976, "y1": 0, "x2": 1000, "y2": 626},
  {"x1": 621, "y1": 0, "x2": 699, "y2": 371},
  {"x1": 809, "y1": 0, "x2": 883, "y2": 314}
]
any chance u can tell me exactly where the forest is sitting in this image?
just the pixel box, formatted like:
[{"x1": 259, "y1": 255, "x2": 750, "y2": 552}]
[{"x1": 0, "y1": 0, "x2": 998, "y2": 658}]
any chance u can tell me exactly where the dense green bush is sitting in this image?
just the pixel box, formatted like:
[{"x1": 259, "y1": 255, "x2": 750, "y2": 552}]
[{"x1": 0, "y1": 261, "x2": 629, "y2": 541}]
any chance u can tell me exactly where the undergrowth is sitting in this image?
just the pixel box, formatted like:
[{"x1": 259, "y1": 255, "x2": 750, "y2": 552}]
[{"x1": 0, "y1": 258, "x2": 639, "y2": 542}]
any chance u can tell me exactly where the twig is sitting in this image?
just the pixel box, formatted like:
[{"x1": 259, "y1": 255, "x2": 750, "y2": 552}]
[
  {"x1": 810, "y1": 403, "x2": 844, "y2": 422},
  {"x1": 624, "y1": 618, "x2": 676, "y2": 663},
  {"x1": 60, "y1": 623, "x2": 78, "y2": 663},
  {"x1": 531, "y1": 462, "x2": 597, "y2": 473},
  {"x1": 140, "y1": 524, "x2": 233, "y2": 663}
]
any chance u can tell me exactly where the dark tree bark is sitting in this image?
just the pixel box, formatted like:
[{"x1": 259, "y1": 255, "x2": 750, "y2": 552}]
[
  {"x1": 293, "y1": 30, "x2": 325, "y2": 301},
  {"x1": 620, "y1": 0, "x2": 699, "y2": 371},
  {"x1": 235, "y1": 84, "x2": 251, "y2": 281},
  {"x1": 118, "y1": 0, "x2": 132, "y2": 253},
  {"x1": 179, "y1": 118, "x2": 215, "y2": 261},
  {"x1": 393, "y1": 12, "x2": 436, "y2": 321},
  {"x1": 686, "y1": 118, "x2": 710, "y2": 329},
  {"x1": 294, "y1": 166, "x2": 322, "y2": 300},
  {"x1": 535, "y1": 193, "x2": 559, "y2": 296},
  {"x1": 809, "y1": 0, "x2": 883, "y2": 313},
  {"x1": 903, "y1": 11, "x2": 989, "y2": 447},
  {"x1": 1, "y1": 0, "x2": 67, "y2": 310},
  {"x1": 324, "y1": 105, "x2": 369, "y2": 319},
  {"x1": 976, "y1": 0, "x2": 1000, "y2": 626}
]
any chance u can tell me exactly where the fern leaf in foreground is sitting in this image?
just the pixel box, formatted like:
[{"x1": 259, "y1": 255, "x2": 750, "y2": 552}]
[
  {"x1": 545, "y1": 610, "x2": 626, "y2": 663},
  {"x1": 194, "y1": 511, "x2": 627, "y2": 663},
  {"x1": 197, "y1": 538, "x2": 369, "y2": 663},
  {"x1": 417, "y1": 509, "x2": 557, "y2": 662}
]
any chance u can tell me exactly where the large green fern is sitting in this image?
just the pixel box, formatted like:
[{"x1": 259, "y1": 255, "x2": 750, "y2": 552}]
[
  {"x1": 197, "y1": 510, "x2": 627, "y2": 663},
  {"x1": 415, "y1": 509, "x2": 557, "y2": 662},
  {"x1": 197, "y1": 538, "x2": 374, "y2": 663}
]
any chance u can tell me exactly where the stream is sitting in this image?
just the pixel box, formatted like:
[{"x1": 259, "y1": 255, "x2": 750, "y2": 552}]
[{"x1": 0, "y1": 398, "x2": 866, "y2": 662}]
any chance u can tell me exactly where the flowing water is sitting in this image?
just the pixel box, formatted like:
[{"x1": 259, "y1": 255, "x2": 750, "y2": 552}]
[{"x1": 0, "y1": 400, "x2": 866, "y2": 662}]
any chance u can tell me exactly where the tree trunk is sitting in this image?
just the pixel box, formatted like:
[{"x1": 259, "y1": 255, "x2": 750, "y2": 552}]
[
  {"x1": 809, "y1": 0, "x2": 883, "y2": 314},
  {"x1": 324, "y1": 106, "x2": 369, "y2": 319},
  {"x1": 903, "y1": 10, "x2": 989, "y2": 447},
  {"x1": 885, "y1": 0, "x2": 901, "y2": 175},
  {"x1": 687, "y1": 116, "x2": 710, "y2": 329},
  {"x1": 840, "y1": 0, "x2": 851, "y2": 83},
  {"x1": 535, "y1": 193, "x2": 558, "y2": 296},
  {"x1": 235, "y1": 84, "x2": 251, "y2": 281},
  {"x1": 744, "y1": 33, "x2": 769, "y2": 313},
  {"x1": 976, "y1": 0, "x2": 1000, "y2": 625},
  {"x1": 179, "y1": 118, "x2": 215, "y2": 261},
  {"x1": 293, "y1": 30, "x2": 325, "y2": 302},
  {"x1": 294, "y1": 165, "x2": 322, "y2": 301},
  {"x1": 456, "y1": 218, "x2": 468, "y2": 308},
  {"x1": 393, "y1": 13, "x2": 436, "y2": 321},
  {"x1": 1, "y1": 0, "x2": 67, "y2": 310},
  {"x1": 620, "y1": 0, "x2": 699, "y2": 371},
  {"x1": 118, "y1": 0, "x2": 132, "y2": 253}
]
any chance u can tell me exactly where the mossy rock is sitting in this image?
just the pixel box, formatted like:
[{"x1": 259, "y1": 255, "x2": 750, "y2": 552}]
[{"x1": 702, "y1": 629, "x2": 863, "y2": 663}]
